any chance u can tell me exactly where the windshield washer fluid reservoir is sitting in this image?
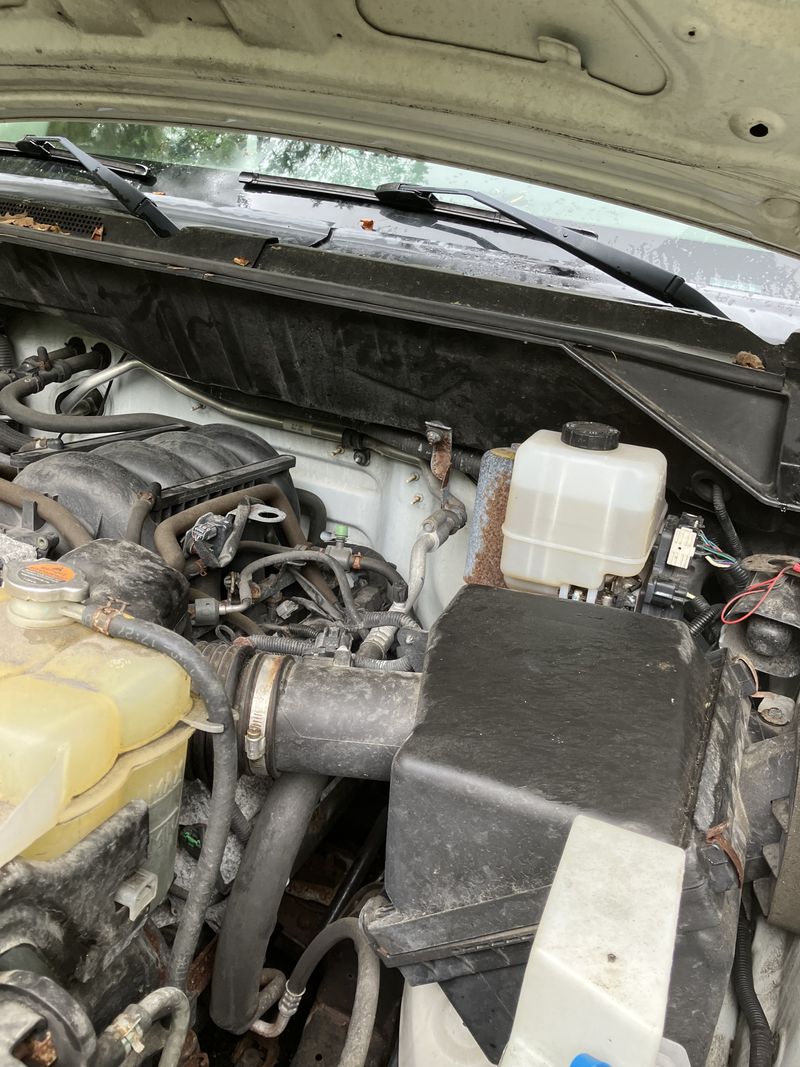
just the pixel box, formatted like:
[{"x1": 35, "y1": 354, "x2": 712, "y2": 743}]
[
  {"x1": 0, "y1": 559, "x2": 197, "y2": 900},
  {"x1": 501, "y1": 422, "x2": 667, "y2": 593}
]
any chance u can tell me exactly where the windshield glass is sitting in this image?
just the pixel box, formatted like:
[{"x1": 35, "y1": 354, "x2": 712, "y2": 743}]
[{"x1": 1, "y1": 119, "x2": 799, "y2": 335}]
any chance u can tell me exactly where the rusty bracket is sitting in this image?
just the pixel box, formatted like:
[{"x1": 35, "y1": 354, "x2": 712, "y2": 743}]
[
  {"x1": 706, "y1": 821, "x2": 744, "y2": 886},
  {"x1": 425, "y1": 420, "x2": 453, "y2": 504}
]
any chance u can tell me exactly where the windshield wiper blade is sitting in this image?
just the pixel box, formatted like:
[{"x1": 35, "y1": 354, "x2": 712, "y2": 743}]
[
  {"x1": 375, "y1": 183, "x2": 726, "y2": 319},
  {"x1": 3, "y1": 138, "x2": 153, "y2": 181},
  {"x1": 15, "y1": 135, "x2": 177, "y2": 238}
]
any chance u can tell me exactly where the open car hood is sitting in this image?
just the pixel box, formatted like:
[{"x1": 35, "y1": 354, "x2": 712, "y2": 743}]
[{"x1": 1, "y1": 0, "x2": 799, "y2": 257}]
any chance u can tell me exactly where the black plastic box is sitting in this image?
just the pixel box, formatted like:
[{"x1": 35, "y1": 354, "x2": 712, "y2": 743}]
[{"x1": 367, "y1": 585, "x2": 747, "y2": 1063}]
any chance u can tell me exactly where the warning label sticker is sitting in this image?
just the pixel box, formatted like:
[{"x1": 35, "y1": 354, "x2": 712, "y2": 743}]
[{"x1": 18, "y1": 561, "x2": 77, "y2": 586}]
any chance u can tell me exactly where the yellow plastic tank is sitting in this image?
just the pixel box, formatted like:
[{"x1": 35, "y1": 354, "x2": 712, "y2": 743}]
[{"x1": 0, "y1": 559, "x2": 199, "y2": 902}]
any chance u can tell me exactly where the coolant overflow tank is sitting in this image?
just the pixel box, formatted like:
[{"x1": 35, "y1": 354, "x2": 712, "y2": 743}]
[
  {"x1": 0, "y1": 559, "x2": 196, "y2": 900},
  {"x1": 500, "y1": 422, "x2": 667, "y2": 592}
]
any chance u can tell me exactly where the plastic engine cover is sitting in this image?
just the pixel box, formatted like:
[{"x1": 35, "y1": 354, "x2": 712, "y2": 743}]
[{"x1": 368, "y1": 585, "x2": 749, "y2": 1064}]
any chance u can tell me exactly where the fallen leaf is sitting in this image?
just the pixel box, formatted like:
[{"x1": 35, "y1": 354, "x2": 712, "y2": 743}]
[
  {"x1": 90, "y1": 225, "x2": 104, "y2": 241},
  {"x1": 233, "y1": 256, "x2": 251, "y2": 267},
  {"x1": 0, "y1": 212, "x2": 67, "y2": 234},
  {"x1": 734, "y1": 350, "x2": 765, "y2": 371},
  {"x1": 360, "y1": 218, "x2": 375, "y2": 230}
]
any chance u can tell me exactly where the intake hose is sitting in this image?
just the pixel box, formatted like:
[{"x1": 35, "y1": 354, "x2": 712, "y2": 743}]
[
  {"x1": 210, "y1": 772, "x2": 327, "y2": 1033},
  {"x1": 732, "y1": 907, "x2": 773, "y2": 1067},
  {"x1": 0, "y1": 348, "x2": 182, "y2": 433},
  {"x1": 712, "y1": 483, "x2": 746, "y2": 561},
  {"x1": 63, "y1": 607, "x2": 238, "y2": 991},
  {"x1": 0, "y1": 478, "x2": 93, "y2": 548},
  {"x1": 280, "y1": 914, "x2": 381, "y2": 1067}
]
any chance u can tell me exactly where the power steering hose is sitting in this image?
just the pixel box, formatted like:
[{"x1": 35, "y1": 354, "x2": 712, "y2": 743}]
[{"x1": 249, "y1": 907, "x2": 382, "y2": 1067}]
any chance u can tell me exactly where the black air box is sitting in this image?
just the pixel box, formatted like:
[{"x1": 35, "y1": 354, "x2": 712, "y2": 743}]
[{"x1": 368, "y1": 585, "x2": 747, "y2": 1062}]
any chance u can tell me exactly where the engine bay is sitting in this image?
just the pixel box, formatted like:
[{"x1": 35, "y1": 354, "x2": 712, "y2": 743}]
[{"x1": 1, "y1": 315, "x2": 799, "y2": 1067}]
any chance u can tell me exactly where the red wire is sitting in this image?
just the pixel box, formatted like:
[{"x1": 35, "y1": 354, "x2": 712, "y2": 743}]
[{"x1": 721, "y1": 564, "x2": 800, "y2": 625}]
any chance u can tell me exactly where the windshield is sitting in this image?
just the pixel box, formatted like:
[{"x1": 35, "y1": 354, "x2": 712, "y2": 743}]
[{"x1": 1, "y1": 119, "x2": 799, "y2": 337}]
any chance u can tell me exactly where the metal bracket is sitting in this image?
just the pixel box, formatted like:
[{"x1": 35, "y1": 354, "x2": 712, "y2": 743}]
[{"x1": 425, "y1": 420, "x2": 453, "y2": 504}]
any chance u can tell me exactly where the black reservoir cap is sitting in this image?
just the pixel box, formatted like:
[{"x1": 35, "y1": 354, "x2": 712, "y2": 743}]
[{"x1": 561, "y1": 421, "x2": 621, "y2": 451}]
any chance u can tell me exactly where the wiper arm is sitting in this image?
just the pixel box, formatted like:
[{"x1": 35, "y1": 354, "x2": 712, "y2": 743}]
[
  {"x1": 375, "y1": 183, "x2": 726, "y2": 319},
  {"x1": 15, "y1": 135, "x2": 177, "y2": 238},
  {"x1": 2, "y1": 138, "x2": 153, "y2": 181}
]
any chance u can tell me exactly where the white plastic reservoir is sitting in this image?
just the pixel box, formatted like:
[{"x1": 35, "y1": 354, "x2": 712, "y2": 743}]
[{"x1": 501, "y1": 422, "x2": 667, "y2": 593}]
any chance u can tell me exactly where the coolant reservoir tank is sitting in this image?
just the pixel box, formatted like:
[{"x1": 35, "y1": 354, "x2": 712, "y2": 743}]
[
  {"x1": 500, "y1": 423, "x2": 667, "y2": 593},
  {"x1": 0, "y1": 559, "x2": 196, "y2": 899}
]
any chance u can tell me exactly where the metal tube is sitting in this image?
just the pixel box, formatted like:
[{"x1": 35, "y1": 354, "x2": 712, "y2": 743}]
[{"x1": 61, "y1": 359, "x2": 143, "y2": 412}]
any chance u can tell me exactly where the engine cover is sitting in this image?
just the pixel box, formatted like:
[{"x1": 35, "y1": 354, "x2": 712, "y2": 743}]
[{"x1": 368, "y1": 585, "x2": 749, "y2": 1063}]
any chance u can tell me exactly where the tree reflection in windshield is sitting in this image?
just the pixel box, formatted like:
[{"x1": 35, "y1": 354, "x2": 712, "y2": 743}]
[{"x1": 43, "y1": 120, "x2": 428, "y2": 188}]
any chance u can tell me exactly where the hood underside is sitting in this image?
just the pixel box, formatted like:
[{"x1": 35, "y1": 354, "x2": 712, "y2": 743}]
[{"x1": 1, "y1": 0, "x2": 800, "y2": 256}]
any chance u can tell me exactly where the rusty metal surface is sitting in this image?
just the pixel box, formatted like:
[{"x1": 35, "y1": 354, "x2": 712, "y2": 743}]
[
  {"x1": 464, "y1": 447, "x2": 514, "y2": 588},
  {"x1": 425, "y1": 420, "x2": 452, "y2": 499},
  {"x1": 186, "y1": 936, "x2": 217, "y2": 999},
  {"x1": 178, "y1": 1029, "x2": 208, "y2": 1067},
  {"x1": 233, "y1": 1034, "x2": 279, "y2": 1067},
  {"x1": 13, "y1": 1030, "x2": 58, "y2": 1067}
]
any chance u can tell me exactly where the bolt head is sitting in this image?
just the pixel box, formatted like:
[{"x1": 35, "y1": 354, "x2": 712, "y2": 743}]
[
  {"x1": 761, "y1": 705, "x2": 792, "y2": 726},
  {"x1": 426, "y1": 430, "x2": 443, "y2": 444}
]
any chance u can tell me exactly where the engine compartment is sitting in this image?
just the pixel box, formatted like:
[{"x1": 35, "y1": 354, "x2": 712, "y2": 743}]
[{"x1": 0, "y1": 317, "x2": 799, "y2": 1067}]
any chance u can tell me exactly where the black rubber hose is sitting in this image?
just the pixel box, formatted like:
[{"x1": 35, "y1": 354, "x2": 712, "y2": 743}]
[
  {"x1": 125, "y1": 483, "x2": 160, "y2": 545},
  {"x1": 0, "y1": 352, "x2": 181, "y2": 434},
  {"x1": 732, "y1": 907, "x2": 773, "y2": 1067},
  {"x1": 297, "y1": 487, "x2": 328, "y2": 545},
  {"x1": 72, "y1": 607, "x2": 238, "y2": 990},
  {"x1": 712, "y1": 483, "x2": 746, "y2": 560},
  {"x1": 0, "y1": 478, "x2": 93, "y2": 548},
  {"x1": 285, "y1": 915, "x2": 381, "y2": 1067},
  {"x1": 0, "y1": 421, "x2": 28, "y2": 452},
  {"x1": 688, "y1": 604, "x2": 723, "y2": 637},
  {"x1": 355, "y1": 558, "x2": 408, "y2": 604},
  {"x1": 210, "y1": 772, "x2": 327, "y2": 1033}
]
